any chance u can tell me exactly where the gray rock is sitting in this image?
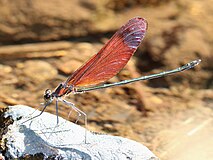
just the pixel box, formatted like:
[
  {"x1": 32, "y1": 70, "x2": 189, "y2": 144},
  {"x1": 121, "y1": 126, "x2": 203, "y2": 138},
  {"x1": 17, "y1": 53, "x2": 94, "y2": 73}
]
[{"x1": 2, "y1": 105, "x2": 158, "y2": 160}]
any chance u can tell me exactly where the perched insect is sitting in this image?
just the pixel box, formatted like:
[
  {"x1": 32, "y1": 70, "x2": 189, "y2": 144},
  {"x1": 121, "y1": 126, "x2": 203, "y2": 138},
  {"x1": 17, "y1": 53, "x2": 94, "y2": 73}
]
[{"x1": 22, "y1": 17, "x2": 201, "y2": 134}]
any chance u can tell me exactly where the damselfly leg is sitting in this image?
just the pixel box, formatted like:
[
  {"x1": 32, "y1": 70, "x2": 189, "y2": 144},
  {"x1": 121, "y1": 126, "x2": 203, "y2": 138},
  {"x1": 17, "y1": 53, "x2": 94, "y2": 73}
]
[
  {"x1": 21, "y1": 102, "x2": 50, "y2": 124},
  {"x1": 59, "y1": 98, "x2": 88, "y2": 143}
]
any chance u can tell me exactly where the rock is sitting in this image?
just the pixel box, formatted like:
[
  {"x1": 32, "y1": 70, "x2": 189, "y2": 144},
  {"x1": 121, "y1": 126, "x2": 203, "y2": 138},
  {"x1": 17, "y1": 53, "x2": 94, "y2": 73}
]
[
  {"x1": 0, "y1": 0, "x2": 93, "y2": 43},
  {"x1": 57, "y1": 60, "x2": 82, "y2": 75},
  {"x1": 22, "y1": 60, "x2": 58, "y2": 83},
  {"x1": 1, "y1": 105, "x2": 158, "y2": 160}
]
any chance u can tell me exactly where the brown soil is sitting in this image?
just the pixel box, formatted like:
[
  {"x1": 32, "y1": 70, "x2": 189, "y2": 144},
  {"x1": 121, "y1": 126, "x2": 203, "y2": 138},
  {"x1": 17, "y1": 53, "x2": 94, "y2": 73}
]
[{"x1": 0, "y1": 1, "x2": 212, "y2": 159}]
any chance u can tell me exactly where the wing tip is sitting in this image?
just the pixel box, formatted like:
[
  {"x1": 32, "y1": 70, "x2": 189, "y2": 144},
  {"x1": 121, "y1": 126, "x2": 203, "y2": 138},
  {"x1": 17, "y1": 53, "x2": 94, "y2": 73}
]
[
  {"x1": 129, "y1": 17, "x2": 148, "y2": 31},
  {"x1": 120, "y1": 17, "x2": 148, "y2": 50}
]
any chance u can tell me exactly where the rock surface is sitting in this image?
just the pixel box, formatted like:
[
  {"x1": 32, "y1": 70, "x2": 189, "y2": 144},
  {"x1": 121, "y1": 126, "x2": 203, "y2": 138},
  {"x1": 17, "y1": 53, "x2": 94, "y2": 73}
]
[{"x1": 1, "y1": 105, "x2": 158, "y2": 160}]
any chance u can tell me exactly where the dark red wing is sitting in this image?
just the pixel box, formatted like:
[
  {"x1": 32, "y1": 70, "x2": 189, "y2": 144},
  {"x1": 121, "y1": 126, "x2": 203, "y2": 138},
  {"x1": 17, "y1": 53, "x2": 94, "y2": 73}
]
[{"x1": 65, "y1": 17, "x2": 148, "y2": 87}]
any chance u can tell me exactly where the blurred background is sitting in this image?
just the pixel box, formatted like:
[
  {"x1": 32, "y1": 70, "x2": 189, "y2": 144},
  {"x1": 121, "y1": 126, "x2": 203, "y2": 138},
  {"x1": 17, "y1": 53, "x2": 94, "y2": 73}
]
[{"x1": 0, "y1": 0, "x2": 212, "y2": 159}]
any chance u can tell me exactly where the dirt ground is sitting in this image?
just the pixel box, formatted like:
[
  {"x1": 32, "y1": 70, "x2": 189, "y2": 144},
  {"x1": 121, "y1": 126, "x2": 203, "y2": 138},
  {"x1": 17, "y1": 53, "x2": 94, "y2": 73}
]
[{"x1": 0, "y1": 1, "x2": 212, "y2": 159}]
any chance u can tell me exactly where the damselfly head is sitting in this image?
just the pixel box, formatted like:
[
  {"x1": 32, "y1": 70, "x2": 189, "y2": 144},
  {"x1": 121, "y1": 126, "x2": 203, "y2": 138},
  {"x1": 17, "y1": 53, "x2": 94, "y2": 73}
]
[{"x1": 44, "y1": 89, "x2": 53, "y2": 103}]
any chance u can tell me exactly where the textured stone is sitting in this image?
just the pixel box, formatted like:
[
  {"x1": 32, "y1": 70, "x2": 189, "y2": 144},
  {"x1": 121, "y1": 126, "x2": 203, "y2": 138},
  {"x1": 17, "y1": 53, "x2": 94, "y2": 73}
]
[{"x1": 2, "y1": 105, "x2": 158, "y2": 160}]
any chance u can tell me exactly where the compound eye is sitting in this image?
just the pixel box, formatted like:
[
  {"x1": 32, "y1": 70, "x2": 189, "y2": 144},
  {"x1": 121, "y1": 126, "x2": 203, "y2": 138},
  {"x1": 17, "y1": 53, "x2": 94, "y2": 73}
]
[
  {"x1": 45, "y1": 89, "x2": 51, "y2": 95},
  {"x1": 44, "y1": 89, "x2": 52, "y2": 101}
]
